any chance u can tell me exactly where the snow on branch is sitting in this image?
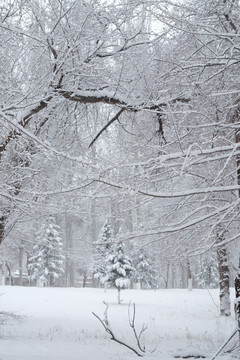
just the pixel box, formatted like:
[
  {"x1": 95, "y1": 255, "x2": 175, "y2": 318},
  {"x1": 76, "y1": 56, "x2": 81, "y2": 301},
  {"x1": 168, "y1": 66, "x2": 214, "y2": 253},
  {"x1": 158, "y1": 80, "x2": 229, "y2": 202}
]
[
  {"x1": 123, "y1": 200, "x2": 239, "y2": 242},
  {"x1": 138, "y1": 184, "x2": 240, "y2": 199},
  {"x1": 0, "y1": 96, "x2": 53, "y2": 156},
  {"x1": 0, "y1": 111, "x2": 94, "y2": 166},
  {"x1": 57, "y1": 88, "x2": 189, "y2": 111}
]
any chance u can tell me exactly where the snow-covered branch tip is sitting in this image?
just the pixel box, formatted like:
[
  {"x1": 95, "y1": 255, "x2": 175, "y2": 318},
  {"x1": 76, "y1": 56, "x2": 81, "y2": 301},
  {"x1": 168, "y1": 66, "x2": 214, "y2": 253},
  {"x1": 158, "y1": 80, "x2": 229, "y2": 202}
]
[{"x1": 92, "y1": 301, "x2": 146, "y2": 357}]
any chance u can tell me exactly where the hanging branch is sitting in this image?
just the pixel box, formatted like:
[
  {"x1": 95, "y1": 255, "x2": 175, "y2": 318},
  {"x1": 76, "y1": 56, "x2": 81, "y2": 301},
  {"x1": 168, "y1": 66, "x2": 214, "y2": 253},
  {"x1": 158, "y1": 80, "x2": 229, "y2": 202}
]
[{"x1": 89, "y1": 108, "x2": 126, "y2": 148}]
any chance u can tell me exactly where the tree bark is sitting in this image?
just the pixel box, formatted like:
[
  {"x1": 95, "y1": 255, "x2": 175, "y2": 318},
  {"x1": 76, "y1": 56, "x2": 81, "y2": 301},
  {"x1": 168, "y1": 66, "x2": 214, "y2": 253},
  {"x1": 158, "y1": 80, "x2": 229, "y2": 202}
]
[
  {"x1": 217, "y1": 234, "x2": 231, "y2": 316},
  {"x1": 187, "y1": 259, "x2": 193, "y2": 291}
]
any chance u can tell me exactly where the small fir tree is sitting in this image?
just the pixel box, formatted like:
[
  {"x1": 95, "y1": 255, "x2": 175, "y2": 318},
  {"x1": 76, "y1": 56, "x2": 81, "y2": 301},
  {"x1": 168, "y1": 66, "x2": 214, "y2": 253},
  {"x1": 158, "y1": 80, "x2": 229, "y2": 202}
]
[
  {"x1": 196, "y1": 254, "x2": 219, "y2": 289},
  {"x1": 93, "y1": 219, "x2": 112, "y2": 282},
  {"x1": 28, "y1": 217, "x2": 65, "y2": 286},
  {"x1": 101, "y1": 241, "x2": 135, "y2": 303},
  {"x1": 136, "y1": 249, "x2": 157, "y2": 289}
]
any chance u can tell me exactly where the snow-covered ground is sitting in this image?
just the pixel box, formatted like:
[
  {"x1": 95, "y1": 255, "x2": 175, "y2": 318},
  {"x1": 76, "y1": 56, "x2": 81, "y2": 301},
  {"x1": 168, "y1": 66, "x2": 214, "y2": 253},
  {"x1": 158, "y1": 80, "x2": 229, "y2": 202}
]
[{"x1": 0, "y1": 286, "x2": 238, "y2": 360}]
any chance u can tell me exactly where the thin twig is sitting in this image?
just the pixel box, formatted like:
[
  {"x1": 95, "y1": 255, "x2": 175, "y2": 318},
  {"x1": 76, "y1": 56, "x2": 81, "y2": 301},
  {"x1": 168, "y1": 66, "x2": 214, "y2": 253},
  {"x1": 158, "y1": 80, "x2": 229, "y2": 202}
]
[
  {"x1": 128, "y1": 302, "x2": 147, "y2": 353},
  {"x1": 92, "y1": 311, "x2": 143, "y2": 357}
]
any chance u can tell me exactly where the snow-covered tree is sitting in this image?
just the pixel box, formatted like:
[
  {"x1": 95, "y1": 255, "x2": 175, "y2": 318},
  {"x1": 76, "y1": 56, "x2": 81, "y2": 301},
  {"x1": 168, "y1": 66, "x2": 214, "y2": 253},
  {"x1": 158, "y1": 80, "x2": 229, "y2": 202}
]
[
  {"x1": 102, "y1": 241, "x2": 135, "y2": 304},
  {"x1": 1, "y1": 0, "x2": 240, "y2": 316},
  {"x1": 28, "y1": 218, "x2": 65, "y2": 286},
  {"x1": 93, "y1": 219, "x2": 112, "y2": 282},
  {"x1": 196, "y1": 254, "x2": 219, "y2": 289},
  {"x1": 135, "y1": 249, "x2": 157, "y2": 289}
]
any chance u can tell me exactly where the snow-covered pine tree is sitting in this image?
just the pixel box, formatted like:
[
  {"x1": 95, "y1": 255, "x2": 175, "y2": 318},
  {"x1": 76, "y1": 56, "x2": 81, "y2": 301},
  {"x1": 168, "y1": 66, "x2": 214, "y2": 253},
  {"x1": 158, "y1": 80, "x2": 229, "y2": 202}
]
[
  {"x1": 93, "y1": 218, "x2": 112, "y2": 282},
  {"x1": 102, "y1": 241, "x2": 135, "y2": 304},
  {"x1": 196, "y1": 253, "x2": 219, "y2": 289},
  {"x1": 135, "y1": 249, "x2": 157, "y2": 289},
  {"x1": 28, "y1": 217, "x2": 65, "y2": 286}
]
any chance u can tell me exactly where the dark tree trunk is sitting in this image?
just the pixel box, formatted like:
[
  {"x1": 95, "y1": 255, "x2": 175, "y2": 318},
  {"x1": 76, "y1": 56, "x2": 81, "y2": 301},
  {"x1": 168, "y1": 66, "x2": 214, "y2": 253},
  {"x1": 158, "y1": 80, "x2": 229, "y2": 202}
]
[
  {"x1": 82, "y1": 271, "x2": 87, "y2": 288},
  {"x1": 217, "y1": 234, "x2": 231, "y2": 316},
  {"x1": 0, "y1": 215, "x2": 6, "y2": 246}
]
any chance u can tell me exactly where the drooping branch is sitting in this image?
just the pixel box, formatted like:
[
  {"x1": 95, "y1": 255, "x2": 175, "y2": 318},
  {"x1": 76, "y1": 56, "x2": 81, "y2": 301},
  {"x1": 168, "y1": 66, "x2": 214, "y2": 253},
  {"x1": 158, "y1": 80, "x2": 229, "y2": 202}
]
[
  {"x1": 57, "y1": 88, "x2": 188, "y2": 147},
  {"x1": 1, "y1": 83, "x2": 189, "y2": 157},
  {"x1": 89, "y1": 108, "x2": 126, "y2": 148}
]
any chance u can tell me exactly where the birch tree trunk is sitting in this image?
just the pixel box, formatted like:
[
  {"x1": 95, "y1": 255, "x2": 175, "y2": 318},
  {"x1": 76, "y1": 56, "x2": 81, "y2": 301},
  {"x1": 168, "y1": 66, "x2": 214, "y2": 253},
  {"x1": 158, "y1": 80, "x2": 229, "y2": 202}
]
[{"x1": 217, "y1": 234, "x2": 231, "y2": 316}]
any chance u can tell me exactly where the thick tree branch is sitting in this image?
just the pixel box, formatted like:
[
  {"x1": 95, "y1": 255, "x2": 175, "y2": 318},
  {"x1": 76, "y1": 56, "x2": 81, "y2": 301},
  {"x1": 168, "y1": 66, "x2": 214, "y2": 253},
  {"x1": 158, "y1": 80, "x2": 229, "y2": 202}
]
[
  {"x1": 0, "y1": 96, "x2": 53, "y2": 157},
  {"x1": 55, "y1": 88, "x2": 189, "y2": 146},
  {"x1": 57, "y1": 88, "x2": 189, "y2": 110}
]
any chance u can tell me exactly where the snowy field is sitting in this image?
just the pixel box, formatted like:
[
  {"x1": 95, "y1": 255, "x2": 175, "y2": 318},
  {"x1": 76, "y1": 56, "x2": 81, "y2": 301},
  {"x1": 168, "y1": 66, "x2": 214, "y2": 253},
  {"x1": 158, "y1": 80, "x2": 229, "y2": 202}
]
[{"x1": 0, "y1": 286, "x2": 238, "y2": 360}]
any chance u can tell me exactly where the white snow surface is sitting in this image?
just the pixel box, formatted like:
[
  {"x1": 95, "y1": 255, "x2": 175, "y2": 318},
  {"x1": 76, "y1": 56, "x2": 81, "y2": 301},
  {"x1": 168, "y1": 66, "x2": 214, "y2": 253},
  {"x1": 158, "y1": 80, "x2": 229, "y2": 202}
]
[{"x1": 0, "y1": 286, "x2": 238, "y2": 360}]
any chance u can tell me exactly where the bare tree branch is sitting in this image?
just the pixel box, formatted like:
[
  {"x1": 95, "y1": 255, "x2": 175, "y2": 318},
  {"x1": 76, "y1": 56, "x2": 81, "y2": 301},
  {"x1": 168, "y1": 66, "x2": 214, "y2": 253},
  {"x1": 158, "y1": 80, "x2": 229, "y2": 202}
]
[
  {"x1": 89, "y1": 108, "x2": 125, "y2": 148},
  {"x1": 92, "y1": 310, "x2": 144, "y2": 357},
  {"x1": 128, "y1": 302, "x2": 147, "y2": 353}
]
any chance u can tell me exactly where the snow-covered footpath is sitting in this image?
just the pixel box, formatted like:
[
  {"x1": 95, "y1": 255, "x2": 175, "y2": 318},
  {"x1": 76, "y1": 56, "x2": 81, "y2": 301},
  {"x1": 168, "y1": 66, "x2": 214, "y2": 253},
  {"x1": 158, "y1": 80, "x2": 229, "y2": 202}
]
[{"x1": 0, "y1": 286, "x2": 237, "y2": 360}]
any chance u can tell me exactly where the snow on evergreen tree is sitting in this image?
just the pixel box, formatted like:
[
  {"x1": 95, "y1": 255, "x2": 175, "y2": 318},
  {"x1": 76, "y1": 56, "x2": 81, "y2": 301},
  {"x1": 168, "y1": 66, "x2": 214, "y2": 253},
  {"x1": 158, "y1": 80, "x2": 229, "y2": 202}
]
[
  {"x1": 28, "y1": 217, "x2": 65, "y2": 286},
  {"x1": 101, "y1": 241, "x2": 135, "y2": 303},
  {"x1": 93, "y1": 218, "x2": 112, "y2": 281},
  {"x1": 196, "y1": 253, "x2": 219, "y2": 289},
  {"x1": 135, "y1": 249, "x2": 157, "y2": 289}
]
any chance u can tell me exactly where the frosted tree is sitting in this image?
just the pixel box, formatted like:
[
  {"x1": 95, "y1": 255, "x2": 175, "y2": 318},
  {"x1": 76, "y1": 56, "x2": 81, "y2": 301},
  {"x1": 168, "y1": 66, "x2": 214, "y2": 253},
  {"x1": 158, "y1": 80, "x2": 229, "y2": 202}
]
[
  {"x1": 1, "y1": 0, "x2": 240, "y2": 317},
  {"x1": 196, "y1": 253, "x2": 219, "y2": 289},
  {"x1": 28, "y1": 218, "x2": 65, "y2": 286},
  {"x1": 93, "y1": 219, "x2": 112, "y2": 282},
  {"x1": 135, "y1": 249, "x2": 157, "y2": 289},
  {"x1": 102, "y1": 241, "x2": 135, "y2": 304}
]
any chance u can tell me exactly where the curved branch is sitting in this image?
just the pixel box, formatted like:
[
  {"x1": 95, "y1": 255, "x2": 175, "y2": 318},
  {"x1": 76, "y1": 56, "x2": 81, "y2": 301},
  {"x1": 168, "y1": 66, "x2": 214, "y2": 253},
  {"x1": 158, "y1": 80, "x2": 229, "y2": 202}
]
[
  {"x1": 57, "y1": 89, "x2": 129, "y2": 107},
  {"x1": 57, "y1": 88, "x2": 189, "y2": 110},
  {"x1": 92, "y1": 311, "x2": 143, "y2": 357}
]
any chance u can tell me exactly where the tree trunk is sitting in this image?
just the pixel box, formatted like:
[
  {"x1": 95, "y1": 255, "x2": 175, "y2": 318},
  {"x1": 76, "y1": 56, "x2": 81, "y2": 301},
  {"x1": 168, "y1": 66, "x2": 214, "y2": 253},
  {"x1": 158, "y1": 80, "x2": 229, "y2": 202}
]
[
  {"x1": 187, "y1": 260, "x2": 193, "y2": 291},
  {"x1": 0, "y1": 263, "x2": 5, "y2": 286},
  {"x1": 217, "y1": 234, "x2": 231, "y2": 316},
  {"x1": 5, "y1": 262, "x2": 14, "y2": 285},
  {"x1": 165, "y1": 262, "x2": 170, "y2": 289},
  {"x1": 65, "y1": 216, "x2": 75, "y2": 287},
  {"x1": 117, "y1": 288, "x2": 121, "y2": 304},
  {"x1": 82, "y1": 271, "x2": 87, "y2": 288},
  {"x1": 0, "y1": 216, "x2": 5, "y2": 246},
  {"x1": 19, "y1": 244, "x2": 24, "y2": 286}
]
